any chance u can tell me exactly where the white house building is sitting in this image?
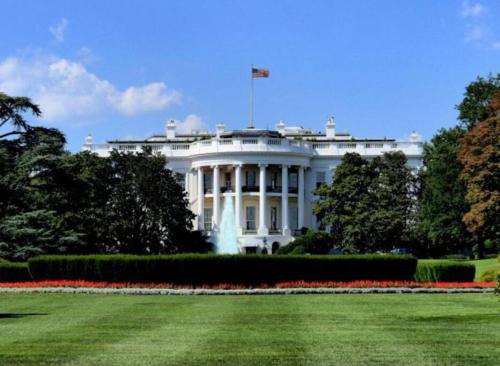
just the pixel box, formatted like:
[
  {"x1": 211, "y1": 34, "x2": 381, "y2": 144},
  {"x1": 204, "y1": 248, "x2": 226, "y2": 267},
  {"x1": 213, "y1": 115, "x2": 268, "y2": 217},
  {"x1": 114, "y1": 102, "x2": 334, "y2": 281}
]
[{"x1": 82, "y1": 117, "x2": 423, "y2": 253}]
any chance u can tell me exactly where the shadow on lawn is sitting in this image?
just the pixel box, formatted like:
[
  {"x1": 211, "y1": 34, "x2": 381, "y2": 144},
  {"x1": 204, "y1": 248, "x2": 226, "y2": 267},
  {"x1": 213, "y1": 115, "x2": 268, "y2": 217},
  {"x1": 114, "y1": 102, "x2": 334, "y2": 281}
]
[{"x1": 0, "y1": 313, "x2": 48, "y2": 319}]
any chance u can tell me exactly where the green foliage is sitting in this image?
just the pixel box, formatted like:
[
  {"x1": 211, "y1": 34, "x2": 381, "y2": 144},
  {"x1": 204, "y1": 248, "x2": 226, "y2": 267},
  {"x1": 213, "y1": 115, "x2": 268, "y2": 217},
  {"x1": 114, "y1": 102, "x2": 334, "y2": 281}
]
[
  {"x1": 414, "y1": 261, "x2": 475, "y2": 282},
  {"x1": 0, "y1": 261, "x2": 32, "y2": 282},
  {"x1": 0, "y1": 210, "x2": 82, "y2": 261},
  {"x1": 479, "y1": 267, "x2": 500, "y2": 282},
  {"x1": 28, "y1": 254, "x2": 417, "y2": 284},
  {"x1": 105, "y1": 149, "x2": 196, "y2": 254},
  {"x1": 314, "y1": 152, "x2": 416, "y2": 253},
  {"x1": 276, "y1": 229, "x2": 333, "y2": 254},
  {"x1": 415, "y1": 127, "x2": 471, "y2": 256},
  {"x1": 456, "y1": 73, "x2": 500, "y2": 130},
  {"x1": 0, "y1": 92, "x2": 41, "y2": 139}
]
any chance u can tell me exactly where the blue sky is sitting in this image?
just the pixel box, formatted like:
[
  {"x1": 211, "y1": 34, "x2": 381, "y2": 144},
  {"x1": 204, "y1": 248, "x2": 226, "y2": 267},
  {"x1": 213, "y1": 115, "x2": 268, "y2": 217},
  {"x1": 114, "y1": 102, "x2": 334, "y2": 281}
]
[{"x1": 1, "y1": 0, "x2": 499, "y2": 151}]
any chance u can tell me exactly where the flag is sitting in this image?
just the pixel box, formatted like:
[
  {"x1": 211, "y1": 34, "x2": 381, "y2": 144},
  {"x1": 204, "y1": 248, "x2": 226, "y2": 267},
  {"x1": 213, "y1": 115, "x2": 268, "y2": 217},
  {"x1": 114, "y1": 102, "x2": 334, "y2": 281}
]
[{"x1": 252, "y1": 68, "x2": 270, "y2": 78}]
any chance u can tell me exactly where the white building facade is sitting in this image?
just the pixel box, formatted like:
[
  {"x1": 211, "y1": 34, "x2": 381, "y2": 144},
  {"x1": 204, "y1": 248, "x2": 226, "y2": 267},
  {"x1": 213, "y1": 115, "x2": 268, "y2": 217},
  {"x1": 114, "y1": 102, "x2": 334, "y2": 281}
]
[{"x1": 83, "y1": 118, "x2": 423, "y2": 253}]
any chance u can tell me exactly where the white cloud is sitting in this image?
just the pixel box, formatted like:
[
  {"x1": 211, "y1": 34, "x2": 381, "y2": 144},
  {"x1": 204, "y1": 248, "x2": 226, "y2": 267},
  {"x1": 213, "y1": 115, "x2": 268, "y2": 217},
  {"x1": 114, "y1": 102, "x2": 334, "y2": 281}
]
[
  {"x1": 462, "y1": 1, "x2": 486, "y2": 18},
  {"x1": 464, "y1": 24, "x2": 486, "y2": 42},
  {"x1": 460, "y1": 1, "x2": 499, "y2": 49},
  {"x1": 49, "y1": 18, "x2": 68, "y2": 43},
  {"x1": 175, "y1": 114, "x2": 207, "y2": 134},
  {"x1": 0, "y1": 54, "x2": 181, "y2": 123},
  {"x1": 76, "y1": 46, "x2": 97, "y2": 64},
  {"x1": 117, "y1": 83, "x2": 180, "y2": 116}
]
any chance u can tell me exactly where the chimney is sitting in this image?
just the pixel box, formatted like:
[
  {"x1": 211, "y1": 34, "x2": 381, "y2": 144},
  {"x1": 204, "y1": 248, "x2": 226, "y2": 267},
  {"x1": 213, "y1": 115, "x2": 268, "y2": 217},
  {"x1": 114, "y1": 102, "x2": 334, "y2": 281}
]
[
  {"x1": 84, "y1": 134, "x2": 94, "y2": 146},
  {"x1": 326, "y1": 116, "x2": 336, "y2": 138},
  {"x1": 276, "y1": 120, "x2": 286, "y2": 135},
  {"x1": 166, "y1": 119, "x2": 176, "y2": 140},
  {"x1": 216, "y1": 123, "x2": 225, "y2": 138}
]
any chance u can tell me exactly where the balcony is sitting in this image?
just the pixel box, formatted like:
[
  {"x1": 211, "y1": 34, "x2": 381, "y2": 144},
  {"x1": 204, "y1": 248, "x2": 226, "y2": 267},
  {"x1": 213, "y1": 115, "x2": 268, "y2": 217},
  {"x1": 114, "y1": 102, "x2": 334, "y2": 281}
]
[
  {"x1": 266, "y1": 185, "x2": 282, "y2": 193},
  {"x1": 242, "y1": 185, "x2": 259, "y2": 193}
]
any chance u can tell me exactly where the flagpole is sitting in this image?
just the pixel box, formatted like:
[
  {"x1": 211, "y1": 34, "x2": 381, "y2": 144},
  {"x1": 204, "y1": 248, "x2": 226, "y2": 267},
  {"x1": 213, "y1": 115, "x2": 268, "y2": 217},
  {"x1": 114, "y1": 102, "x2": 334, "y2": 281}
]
[{"x1": 249, "y1": 64, "x2": 254, "y2": 128}]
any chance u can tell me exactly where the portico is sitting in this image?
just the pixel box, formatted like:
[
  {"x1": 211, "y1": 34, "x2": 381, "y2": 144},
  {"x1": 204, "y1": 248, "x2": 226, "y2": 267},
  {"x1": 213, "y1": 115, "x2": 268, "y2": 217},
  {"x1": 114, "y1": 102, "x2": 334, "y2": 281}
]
[{"x1": 195, "y1": 163, "x2": 306, "y2": 244}]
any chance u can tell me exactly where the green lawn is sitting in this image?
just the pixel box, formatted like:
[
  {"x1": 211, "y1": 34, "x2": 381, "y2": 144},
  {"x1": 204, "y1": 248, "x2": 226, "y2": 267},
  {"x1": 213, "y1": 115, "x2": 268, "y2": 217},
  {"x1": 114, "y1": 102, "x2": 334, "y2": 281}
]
[
  {"x1": 0, "y1": 293, "x2": 499, "y2": 365},
  {"x1": 419, "y1": 257, "x2": 499, "y2": 281}
]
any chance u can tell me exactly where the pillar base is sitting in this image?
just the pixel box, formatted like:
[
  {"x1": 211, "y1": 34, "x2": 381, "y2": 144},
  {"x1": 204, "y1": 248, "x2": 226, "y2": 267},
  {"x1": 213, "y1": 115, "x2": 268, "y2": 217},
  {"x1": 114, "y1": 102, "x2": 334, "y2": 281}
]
[
  {"x1": 282, "y1": 227, "x2": 291, "y2": 236},
  {"x1": 237, "y1": 227, "x2": 243, "y2": 236}
]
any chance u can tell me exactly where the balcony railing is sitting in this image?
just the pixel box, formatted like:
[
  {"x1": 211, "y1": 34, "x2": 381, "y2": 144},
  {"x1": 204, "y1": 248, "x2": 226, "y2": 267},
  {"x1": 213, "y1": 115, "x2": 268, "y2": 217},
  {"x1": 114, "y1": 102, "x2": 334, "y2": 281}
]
[
  {"x1": 242, "y1": 185, "x2": 259, "y2": 192},
  {"x1": 86, "y1": 137, "x2": 423, "y2": 158},
  {"x1": 266, "y1": 185, "x2": 282, "y2": 193}
]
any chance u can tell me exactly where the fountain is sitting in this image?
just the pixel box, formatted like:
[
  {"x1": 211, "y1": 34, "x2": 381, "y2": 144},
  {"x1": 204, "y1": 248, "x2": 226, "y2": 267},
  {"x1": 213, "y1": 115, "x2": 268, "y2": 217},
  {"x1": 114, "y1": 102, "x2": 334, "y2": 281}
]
[{"x1": 216, "y1": 194, "x2": 240, "y2": 254}]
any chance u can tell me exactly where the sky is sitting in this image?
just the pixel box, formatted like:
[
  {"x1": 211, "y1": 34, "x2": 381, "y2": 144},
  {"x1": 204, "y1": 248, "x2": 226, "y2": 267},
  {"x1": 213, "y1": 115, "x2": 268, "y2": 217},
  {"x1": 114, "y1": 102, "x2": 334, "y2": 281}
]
[{"x1": 1, "y1": 0, "x2": 499, "y2": 151}]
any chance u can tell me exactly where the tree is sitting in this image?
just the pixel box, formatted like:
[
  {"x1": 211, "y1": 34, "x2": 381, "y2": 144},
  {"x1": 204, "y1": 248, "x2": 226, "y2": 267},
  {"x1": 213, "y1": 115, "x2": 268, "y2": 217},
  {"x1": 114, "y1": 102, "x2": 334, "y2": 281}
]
[
  {"x1": 416, "y1": 127, "x2": 471, "y2": 256},
  {"x1": 314, "y1": 153, "x2": 374, "y2": 253},
  {"x1": 0, "y1": 210, "x2": 81, "y2": 261},
  {"x1": 106, "y1": 148, "x2": 196, "y2": 254},
  {"x1": 367, "y1": 152, "x2": 416, "y2": 252},
  {"x1": 457, "y1": 74, "x2": 500, "y2": 130},
  {"x1": 0, "y1": 92, "x2": 41, "y2": 139},
  {"x1": 457, "y1": 92, "x2": 500, "y2": 252},
  {"x1": 314, "y1": 152, "x2": 417, "y2": 253}
]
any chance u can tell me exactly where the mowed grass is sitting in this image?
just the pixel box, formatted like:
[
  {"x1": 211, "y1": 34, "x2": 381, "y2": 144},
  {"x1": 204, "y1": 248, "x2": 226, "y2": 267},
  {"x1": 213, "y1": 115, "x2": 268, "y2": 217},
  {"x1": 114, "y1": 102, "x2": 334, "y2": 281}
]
[{"x1": 0, "y1": 293, "x2": 499, "y2": 365}]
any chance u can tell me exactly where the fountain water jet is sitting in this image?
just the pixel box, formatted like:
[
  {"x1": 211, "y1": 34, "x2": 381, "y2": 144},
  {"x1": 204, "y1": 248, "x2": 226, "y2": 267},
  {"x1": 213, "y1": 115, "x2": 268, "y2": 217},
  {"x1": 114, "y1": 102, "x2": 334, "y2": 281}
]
[{"x1": 216, "y1": 194, "x2": 240, "y2": 254}]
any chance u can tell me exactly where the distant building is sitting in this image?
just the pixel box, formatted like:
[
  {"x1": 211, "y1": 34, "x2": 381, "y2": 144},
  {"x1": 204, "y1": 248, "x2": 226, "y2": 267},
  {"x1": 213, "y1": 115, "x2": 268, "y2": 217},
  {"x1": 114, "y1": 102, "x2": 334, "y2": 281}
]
[{"x1": 83, "y1": 117, "x2": 423, "y2": 252}]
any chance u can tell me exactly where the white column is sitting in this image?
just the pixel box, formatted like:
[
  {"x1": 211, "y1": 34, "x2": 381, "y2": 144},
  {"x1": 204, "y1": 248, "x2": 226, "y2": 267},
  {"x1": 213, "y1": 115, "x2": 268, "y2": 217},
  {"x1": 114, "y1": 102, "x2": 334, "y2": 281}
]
[
  {"x1": 298, "y1": 166, "x2": 305, "y2": 229},
  {"x1": 235, "y1": 164, "x2": 243, "y2": 235},
  {"x1": 213, "y1": 165, "x2": 220, "y2": 229},
  {"x1": 184, "y1": 171, "x2": 189, "y2": 192},
  {"x1": 281, "y1": 164, "x2": 290, "y2": 236},
  {"x1": 258, "y1": 164, "x2": 268, "y2": 235},
  {"x1": 197, "y1": 167, "x2": 204, "y2": 230}
]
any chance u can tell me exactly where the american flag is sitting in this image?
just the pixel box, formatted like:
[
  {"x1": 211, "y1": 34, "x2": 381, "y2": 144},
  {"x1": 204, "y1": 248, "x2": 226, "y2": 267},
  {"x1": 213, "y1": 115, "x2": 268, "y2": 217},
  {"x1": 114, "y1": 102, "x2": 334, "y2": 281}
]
[{"x1": 252, "y1": 68, "x2": 270, "y2": 78}]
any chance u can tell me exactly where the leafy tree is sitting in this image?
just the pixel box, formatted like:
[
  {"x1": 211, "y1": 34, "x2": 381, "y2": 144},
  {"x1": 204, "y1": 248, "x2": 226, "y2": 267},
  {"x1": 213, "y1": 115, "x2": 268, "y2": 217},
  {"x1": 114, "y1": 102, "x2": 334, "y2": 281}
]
[
  {"x1": 416, "y1": 127, "x2": 471, "y2": 256},
  {"x1": 457, "y1": 74, "x2": 500, "y2": 130},
  {"x1": 314, "y1": 152, "x2": 417, "y2": 253},
  {"x1": 368, "y1": 152, "x2": 416, "y2": 252},
  {"x1": 0, "y1": 210, "x2": 81, "y2": 261},
  {"x1": 314, "y1": 153, "x2": 374, "y2": 253},
  {"x1": 106, "y1": 148, "x2": 196, "y2": 254},
  {"x1": 0, "y1": 92, "x2": 41, "y2": 139},
  {"x1": 457, "y1": 92, "x2": 500, "y2": 252}
]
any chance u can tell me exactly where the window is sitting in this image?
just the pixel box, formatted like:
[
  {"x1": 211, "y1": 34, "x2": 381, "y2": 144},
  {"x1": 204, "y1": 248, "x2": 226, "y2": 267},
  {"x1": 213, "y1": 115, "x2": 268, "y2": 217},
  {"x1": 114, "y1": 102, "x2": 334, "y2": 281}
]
[
  {"x1": 246, "y1": 206, "x2": 256, "y2": 230},
  {"x1": 175, "y1": 173, "x2": 186, "y2": 190},
  {"x1": 204, "y1": 173, "x2": 212, "y2": 193},
  {"x1": 289, "y1": 206, "x2": 298, "y2": 230},
  {"x1": 203, "y1": 208, "x2": 213, "y2": 231},
  {"x1": 246, "y1": 171, "x2": 256, "y2": 187},
  {"x1": 316, "y1": 171, "x2": 326, "y2": 188},
  {"x1": 270, "y1": 207, "x2": 278, "y2": 230},
  {"x1": 271, "y1": 172, "x2": 278, "y2": 190},
  {"x1": 225, "y1": 172, "x2": 232, "y2": 190}
]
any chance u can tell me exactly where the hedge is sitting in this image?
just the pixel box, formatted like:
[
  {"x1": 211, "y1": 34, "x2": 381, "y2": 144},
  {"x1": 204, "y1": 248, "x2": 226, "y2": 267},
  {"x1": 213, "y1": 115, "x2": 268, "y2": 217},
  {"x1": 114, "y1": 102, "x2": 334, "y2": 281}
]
[
  {"x1": 0, "y1": 262, "x2": 32, "y2": 282},
  {"x1": 28, "y1": 254, "x2": 417, "y2": 285},
  {"x1": 414, "y1": 261, "x2": 475, "y2": 282}
]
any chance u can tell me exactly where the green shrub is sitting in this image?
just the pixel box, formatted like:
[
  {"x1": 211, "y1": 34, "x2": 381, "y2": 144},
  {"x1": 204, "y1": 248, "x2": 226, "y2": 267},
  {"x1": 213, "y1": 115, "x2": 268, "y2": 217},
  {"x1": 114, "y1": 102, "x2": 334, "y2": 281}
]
[
  {"x1": 28, "y1": 254, "x2": 417, "y2": 285},
  {"x1": 414, "y1": 261, "x2": 475, "y2": 282},
  {"x1": 276, "y1": 230, "x2": 333, "y2": 255},
  {"x1": 479, "y1": 268, "x2": 500, "y2": 282},
  {"x1": 0, "y1": 262, "x2": 32, "y2": 282}
]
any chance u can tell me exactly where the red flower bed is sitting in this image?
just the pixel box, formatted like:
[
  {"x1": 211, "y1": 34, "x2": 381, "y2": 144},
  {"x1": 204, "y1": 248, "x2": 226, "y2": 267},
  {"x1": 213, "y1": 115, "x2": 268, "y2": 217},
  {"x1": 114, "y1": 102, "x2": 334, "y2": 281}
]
[{"x1": 0, "y1": 280, "x2": 495, "y2": 289}]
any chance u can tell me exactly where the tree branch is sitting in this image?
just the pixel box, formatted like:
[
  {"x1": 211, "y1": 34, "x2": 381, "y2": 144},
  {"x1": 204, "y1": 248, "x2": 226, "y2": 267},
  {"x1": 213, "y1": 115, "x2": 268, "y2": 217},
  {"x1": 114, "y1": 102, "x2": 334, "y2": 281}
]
[{"x1": 0, "y1": 131, "x2": 22, "y2": 139}]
